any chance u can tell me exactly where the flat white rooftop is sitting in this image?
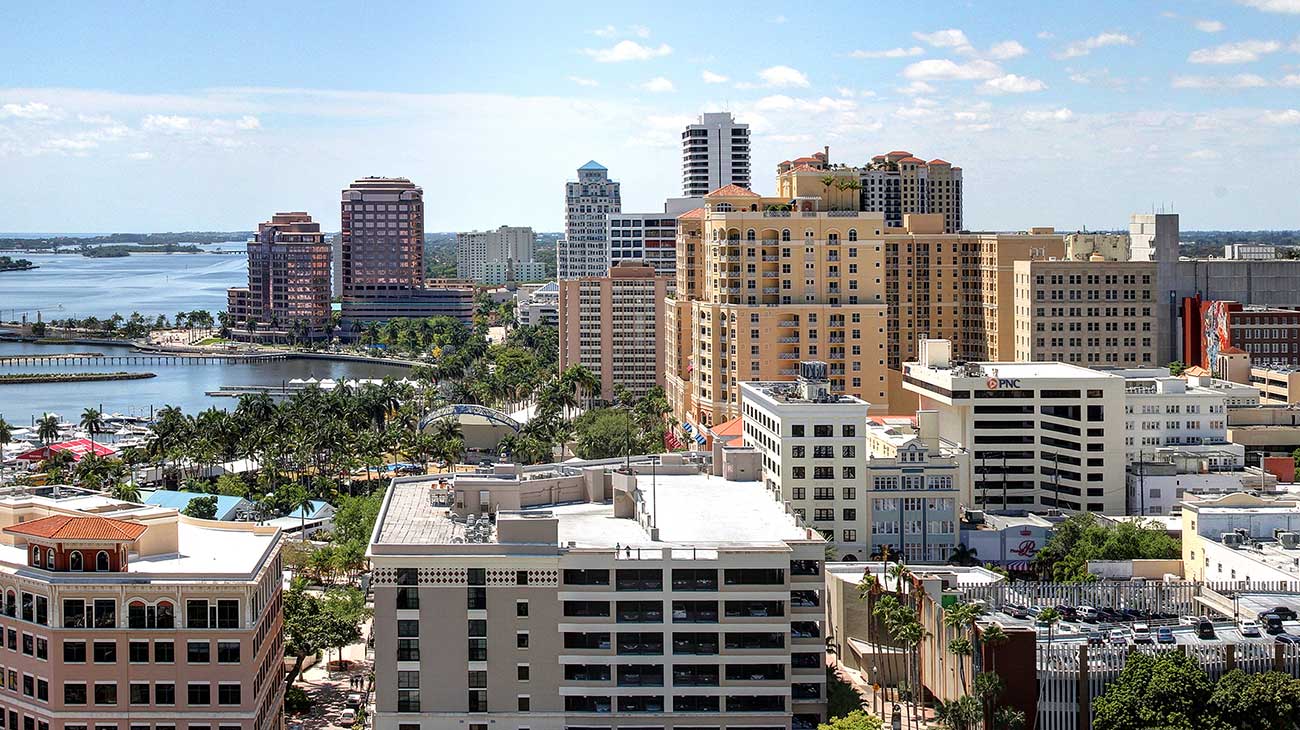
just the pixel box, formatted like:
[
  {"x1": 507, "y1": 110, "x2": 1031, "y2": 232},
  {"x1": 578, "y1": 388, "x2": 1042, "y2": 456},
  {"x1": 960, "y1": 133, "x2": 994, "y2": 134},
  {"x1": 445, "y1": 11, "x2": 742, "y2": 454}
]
[{"x1": 908, "y1": 360, "x2": 1120, "y2": 381}]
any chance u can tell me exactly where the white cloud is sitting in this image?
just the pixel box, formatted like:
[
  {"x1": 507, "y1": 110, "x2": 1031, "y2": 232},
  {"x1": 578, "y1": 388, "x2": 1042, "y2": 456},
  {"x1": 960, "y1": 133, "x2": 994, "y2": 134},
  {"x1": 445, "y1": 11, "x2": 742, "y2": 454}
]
[
  {"x1": 902, "y1": 58, "x2": 1001, "y2": 81},
  {"x1": 1194, "y1": 19, "x2": 1226, "y2": 32},
  {"x1": 45, "y1": 137, "x2": 98, "y2": 152},
  {"x1": 769, "y1": 14, "x2": 787, "y2": 24},
  {"x1": 567, "y1": 76, "x2": 599, "y2": 87},
  {"x1": 1237, "y1": 0, "x2": 1300, "y2": 13},
  {"x1": 849, "y1": 46, "x2": 925, "y2": 59},
  {"x1": 591, "y1": 25, "x2": 618, "y2": 38},
  {"x1": 701, "y1": 70, "x2": 728, "y2": 84},
  {"x1": 76, "y1": 113, "x2": 114, "y2": 125},
  {"x1": 629, "y1": 25, "x2": 650, "y2": 38},
  {"x1": 1054, "y1": 32, "x2": 1136, "y2": 59},
  {"x1": 758, "y1": 65, "x2": 810, "y2": 87},
  {"x1": 234, "y1": 115, "x2": 260, "y2": 130},
  {"x1": 981, "y1": 74, "x2": 1047, "y2": 94},
  {"x1": 640, "y1": 76, "x2": 675, "y2": 93},
  {"x1": 896, "y1": 80, "x2": 937, "y2": 95},
  {"x1": 583, "y1": 40, "x2": 672, "y2": 63},
  {"x1": 1172, "y1": 74, "x2": 1270, "y2": 88},
  {"x1": 591, "y1": 25, "x2": 650, "y2": 38},
  {"x1": 1262, "y1": 109, "x2": 1300, "y2": 124},
  {"x1": 1282, "y1": 74, "x2": 1300, "y2": 86},
  {"x1": 1, "y1": 102, "x2": 61, "y2": 120},
  {"x1": 987, "y1": 40, "x2": 1028, "y2": 59},
  {"x1": 127, "y1": 151, "x2": 153, "y2": 160},
  {"x1": 1188, "y1": 40, "x2": 1281, "y2": 64},
  {"x1": 754, "y1": 95, "x2": 855, "y2": 113},
  {"x1": 142, "y1": 114, "x2": 194, "y2": 131},
  {"x1": 1024, "y1": 108, "x2": 1074, "y2": 122},
  {"x1": 755, "y1": 95, "x2": 796, "y2": 111},
  {"x1": 913, "y1": 29, "x2": 972, "y2": 51},
  {"x1": 836, "y1": 87, "x2": 855, "y2": 97}
]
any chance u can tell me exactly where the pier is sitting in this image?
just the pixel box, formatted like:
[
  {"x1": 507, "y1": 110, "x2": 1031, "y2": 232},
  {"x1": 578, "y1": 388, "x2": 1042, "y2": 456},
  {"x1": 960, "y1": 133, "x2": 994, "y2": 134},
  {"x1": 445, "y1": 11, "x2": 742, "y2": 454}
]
[{"x1": 0, "y1": 352, "x2": 288, "y2": 366}]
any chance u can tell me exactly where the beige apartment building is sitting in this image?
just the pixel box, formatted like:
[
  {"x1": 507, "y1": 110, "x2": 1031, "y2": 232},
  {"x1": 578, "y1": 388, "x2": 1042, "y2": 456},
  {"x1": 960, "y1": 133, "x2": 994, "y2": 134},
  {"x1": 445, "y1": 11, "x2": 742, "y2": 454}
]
[
  {"x1": 0, "y1": 485, "x2": 284, "y2": 730},
  {"x1": 664, "y1": 180, "x2": 890, "y2": 430},
  {"x1": 1012, "y1": 259, "x2": 1158, "y2": 366},
  {"x1": 558, "y1": 260, "x2": 671, "y2": 402},
  {"x1": 368, "y1": 460, "x2": 829, "y2": 730},
  {"x1": 1249, "y1": 366, "x2": 1300, "y2": 405}
]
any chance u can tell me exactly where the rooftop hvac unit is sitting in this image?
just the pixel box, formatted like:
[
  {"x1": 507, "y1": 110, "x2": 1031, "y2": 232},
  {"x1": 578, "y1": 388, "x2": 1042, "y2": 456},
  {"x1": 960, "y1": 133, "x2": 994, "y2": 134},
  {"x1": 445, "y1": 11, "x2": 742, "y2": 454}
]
[
  {"x1": 1280, "y1": 532, "x2": 1300, "y2": 550},
  {"x1": 1221, "y1": 533, "x2": 1245, "y2": 548}
]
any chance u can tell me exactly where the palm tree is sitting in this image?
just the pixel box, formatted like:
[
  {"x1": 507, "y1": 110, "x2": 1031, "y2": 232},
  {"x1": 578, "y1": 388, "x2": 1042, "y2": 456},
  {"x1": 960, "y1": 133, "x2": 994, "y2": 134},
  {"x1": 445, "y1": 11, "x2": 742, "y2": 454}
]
[
  {"x1": 111, "y1": 481, "x2": 142, "y2": 503},
  {"x1": 1037, "y1": 606, "x2": 1061, "y2": 646},
  {"x1": 560, "y1": 364, "x2": 600, "y2": 411},
  {"x1": 947, "y1": 543, "x2": 980, "y2": 567},
  {"x1": 36, "y1": 413, "x2": 61, "y2": 445},
  {"x1": 819, "y1": 174, "x2": 837, "y2": 206},
  {"x1": 993, "y1": 706, "x2": 1026, "y2": 730},
  {"x1": 943, "y1": 601, "x2": 984, "y2": 693},
  {"x1": 934, "y1": 695, "x2": 981, "y2": 730},
  {"x1": 973, "y1": 671, "x2": 1004, "y2": 728},
  {"x1": 980, "y1": 622, "x2": 1008, "y2": 674},
  {"x1": 0, "y1": 417, "x2": 11, "y2": 457},
  {"x1": 80, "y1": 407, "x2": 105, "y2": 445}
]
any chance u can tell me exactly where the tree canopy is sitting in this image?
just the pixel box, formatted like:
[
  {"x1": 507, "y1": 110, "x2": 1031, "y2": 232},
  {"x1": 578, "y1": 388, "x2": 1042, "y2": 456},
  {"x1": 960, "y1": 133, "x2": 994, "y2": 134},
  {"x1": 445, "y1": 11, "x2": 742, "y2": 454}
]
[
  {"x1": 180, "y1": 494, "x2": 219, "y2": 520},
  {"x1": 282, "y1": 580, "x2": 370, "y2": 688},
  {"x1": 1031, "y1": 513, "x2": 1179, "y2": 582},
  {"x1": 817, "y1": 710, "x2": 882, "y2": 730}
]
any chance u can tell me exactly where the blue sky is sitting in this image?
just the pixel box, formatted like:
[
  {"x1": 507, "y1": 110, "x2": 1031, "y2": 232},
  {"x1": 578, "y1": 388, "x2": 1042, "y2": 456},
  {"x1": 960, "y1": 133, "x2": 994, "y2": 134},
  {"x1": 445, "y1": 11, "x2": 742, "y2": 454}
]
[{"x1": 1, "y1": 0, "x2": 1298, "y2": 232}]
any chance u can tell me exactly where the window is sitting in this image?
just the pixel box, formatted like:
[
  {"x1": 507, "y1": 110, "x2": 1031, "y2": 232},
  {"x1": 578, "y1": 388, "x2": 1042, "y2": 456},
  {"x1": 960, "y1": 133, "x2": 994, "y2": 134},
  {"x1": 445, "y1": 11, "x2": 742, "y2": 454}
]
[
  {"x1": 155, "y1": 641, "x2": 175, "y2": 663},
  {"x1": 187, "y1": 641, "x2": 210, "y2": 664},
  {"x1": 187, "y1": 683, "x2": 211, "y2": 706},
  {"x1": 791, "y1": 425, "x2": 805, "y2": 437},
  {"x1": 129, "y1": 641, "x2": 149, "y2": 663},
  {"x1": 186, "y1": 600, "x2": 209, "y2": 628},
  {"x1": 93, "y1": 641, "x2": 116, "y2": 663},
  {"x1": 64, "y1": 683, "x2": 87, "y2": 705},
  {"x1": 69, "y1": 551, "x2": 83, "y2": 571},
  {"x1": 130, "y1": 683, "x2": 150, "y2": 705},
  {"x1": 396, "y1": 568, "x2": 420, "y2": 609},
  {"x1": 563, "y1": 569, "x2": 610, "y2": 586},
  {"x1": 63, "y1": 641, "x2": 86, "y2": 663},
  {"x1": 516, "y1": 600, "x2": 529, "y2": 617},
  {"x1": 397, "y1": 673, "x2": 421, "y2": 712},
  {"x1": 843, "y1": 530, "x2": 857, "y2": 542},
  {"x1": 518, "y1": 696, "x2": 531, "y2": 712},
  {"x1": 517, "y1": 664, "x2": 530, "y2": 681},
  {"x1": 95, "y1": 551, "x2": 110, "y2": 572},
  {"x1": 216, "y1": 600, "x2": 239, "y2": 629},
  {"x1": 217, "y1": 683, "x2": 241, "y2": 705},
  {"x1": 94, "y1": 683, "x2": 118, "y2": 705},
  {"x1": 516, "y1": 632, "x2": 530, "y2": 649},
  {"x1": 217, "y1": 641, "x2": 240, "y2": 663},
  {"x1": 155, "y1": 683, "x2": 175, "y2": 705}
]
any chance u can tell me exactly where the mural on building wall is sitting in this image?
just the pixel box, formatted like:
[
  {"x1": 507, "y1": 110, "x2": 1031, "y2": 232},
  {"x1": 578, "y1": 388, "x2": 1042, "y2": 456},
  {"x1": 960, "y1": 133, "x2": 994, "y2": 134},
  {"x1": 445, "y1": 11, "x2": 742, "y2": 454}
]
[{"x1": 1202, "y1": 300, "x2": 1232, "y2": 373}]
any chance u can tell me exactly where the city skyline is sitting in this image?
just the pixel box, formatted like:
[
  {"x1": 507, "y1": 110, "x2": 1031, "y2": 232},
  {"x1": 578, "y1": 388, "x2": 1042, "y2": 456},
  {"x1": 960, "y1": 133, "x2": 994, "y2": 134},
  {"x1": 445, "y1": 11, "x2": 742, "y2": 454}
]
[{"x1": 2, "y1": 1, "x2": 1300, "y2": 232}]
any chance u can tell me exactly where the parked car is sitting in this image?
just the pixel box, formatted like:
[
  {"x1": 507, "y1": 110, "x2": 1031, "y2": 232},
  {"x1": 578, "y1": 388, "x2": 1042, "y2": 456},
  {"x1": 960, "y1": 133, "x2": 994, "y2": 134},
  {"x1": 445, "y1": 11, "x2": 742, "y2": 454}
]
[
  {"x1": 1241, "y1": 623, "x2": 1262, "y2": 638},
  {"x1": 1026, "y1": 605, "x2": 1044, "y2": 617},
  {"x1": 1196, "y1": 619, "x2": 1216, "y2": 639},
  {"x1": 1156, "y1": 627, "x2": 1176, "y2": 644},
  {"x1": 1078, "y1": 605, "x2": 1099, "y2": 623},
  {"x1": 1109, "y1": 629, "x2": 1129, "y2": 646},
  {"x1": 1055, "y1": 605, "x2": 1079, "y2": 621},
  {"x1": 1261, "y1": 613, "x2": 1285, "y2": 635},
  {"x1": 1086, "y1": 631, "x2": 1105, "y2": 646},
  {"x1": 1098, "y1": 607, "x2": 1123, "y2": 622},
  {"x1": 337, "y1": 709, "x2": 357, "y2": 726},
  {"x1": 1270, "y1": 607, "x2": 1299, "y2": 621},
  {"x1": 346, "y1": 692, "x2": 364, "y2": 708},
  {"x1": 1276, "y1": 633, "x2": 1299, "y2": 644},
  {"x1": 1180, "y1": 615, "x2": 1202, "y2": 626},
  {"x1": 1132, "y1": 623, "x2": 1153, "y2": 643}
]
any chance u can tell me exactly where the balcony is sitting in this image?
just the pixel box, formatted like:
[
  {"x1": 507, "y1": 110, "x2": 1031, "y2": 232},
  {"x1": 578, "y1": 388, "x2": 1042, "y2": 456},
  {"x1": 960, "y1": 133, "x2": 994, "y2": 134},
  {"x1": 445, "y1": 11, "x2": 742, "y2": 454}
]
[
  {"x1": 778, "y1": 336, "x2": 800, "y2": 343},
  {"x1": 779, "y1": 353, "x2": 800, "y2": 360},
  {"x1": 778, "y1": 320, "x2": 799, "y2": 327},
  {"x1": 763, "y1": 255, "x2": 780, "y2": 262},
  {"x1": 764, "y1": 287, "x2": 778, "y2": 294}
]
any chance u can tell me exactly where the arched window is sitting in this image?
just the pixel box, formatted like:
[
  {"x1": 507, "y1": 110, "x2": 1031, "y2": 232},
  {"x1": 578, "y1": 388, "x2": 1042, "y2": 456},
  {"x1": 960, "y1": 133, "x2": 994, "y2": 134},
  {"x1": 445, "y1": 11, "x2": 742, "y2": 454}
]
[
  {"x1": 804, "y1": 230, "x2": 814, "y2": 240},
  {"x1": 157, "y1": 600, "x2": 175, "y2": 629},
  {"x1": 30, "y1": 547, "x2": 40, "y2": 566},
  {"x1": 46, "y1": 551, "x2": 53, "y2": 570},
  {"x1": 848, "y1": 229, "x2": 858, "y2": 241},
  {"x1": 69, "y1": 551, "x2": 83, "y2": 572},
  {"x1": 96, "y1": 551, "x2": 110, "y2": 572},
  {"x1": 711, "y1": 229, "x2": 719, "y2": 241},
  {"x1": 728, "y1": 230, "x2": 740, "y2": 241},
  {"x1": 129, "y1": 600, "x2": 147, "y2": 629},
  {"x1": 746, "y1": 229, "x2": 756, "y2": 241},
  {"x1": 716, "y1": 202, "x2": 733, "y2": 212},
  {"x1": 828, "y1": 232, "x2": 839, "y2": 243},
  {"x1": 3, "y1": 589, "x2": 14, "y2": 618},
  {"x1": 781, "y1": 229, "x2": 791, "y2": 242}
]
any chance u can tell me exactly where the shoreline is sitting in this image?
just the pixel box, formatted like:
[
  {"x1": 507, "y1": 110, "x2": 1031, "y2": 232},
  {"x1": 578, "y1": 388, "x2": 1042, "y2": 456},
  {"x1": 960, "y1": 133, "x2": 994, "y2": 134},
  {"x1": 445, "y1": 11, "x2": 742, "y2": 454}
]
[
  {"x1": 0, "y1": 371, "x2": 157, "y2": 385},
  {"x1": 0, "y1": 334, "x2": 419, "y2": 369}
]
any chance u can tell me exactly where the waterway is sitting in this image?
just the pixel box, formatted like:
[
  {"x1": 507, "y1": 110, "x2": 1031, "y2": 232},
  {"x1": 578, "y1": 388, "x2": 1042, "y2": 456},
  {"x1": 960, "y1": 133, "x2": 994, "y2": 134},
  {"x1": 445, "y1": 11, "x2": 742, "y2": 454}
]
[
  {"x1": 0, "y1": 339, "x2": 409, "y2": 424},
  {"x1": 0, "y1": 245, "x2": 247, "y2": 322}
]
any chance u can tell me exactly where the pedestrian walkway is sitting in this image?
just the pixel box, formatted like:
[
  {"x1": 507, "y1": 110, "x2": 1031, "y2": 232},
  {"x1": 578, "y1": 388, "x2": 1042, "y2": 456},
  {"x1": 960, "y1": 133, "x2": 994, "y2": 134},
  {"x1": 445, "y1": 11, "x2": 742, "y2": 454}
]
[{"x1": 289, "y1": 619, "x2": 374, "y2": 729}]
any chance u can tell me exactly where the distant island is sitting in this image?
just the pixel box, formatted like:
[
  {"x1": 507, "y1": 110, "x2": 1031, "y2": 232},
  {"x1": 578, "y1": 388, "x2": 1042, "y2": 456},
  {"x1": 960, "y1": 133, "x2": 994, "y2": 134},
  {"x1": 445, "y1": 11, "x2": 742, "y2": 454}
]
[
  {"x1": 0, "y1": 231, "x2": 252, "y2": 252},
  {"x1": 81, "y1": 243, "x2": 204, "y2": 257},
  {"x1": 0, "y1": 255, "x2": 36, "y2": 271}
]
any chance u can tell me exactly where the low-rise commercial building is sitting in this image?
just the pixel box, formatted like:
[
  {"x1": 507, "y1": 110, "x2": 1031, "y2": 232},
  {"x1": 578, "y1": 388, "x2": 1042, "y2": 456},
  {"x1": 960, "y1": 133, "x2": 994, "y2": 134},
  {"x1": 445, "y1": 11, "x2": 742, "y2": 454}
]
[
  {"x1": 368, "y1": 459, "x2": 828, "y2": 730},
  {"x1": 515, "y1": 281, "x2": 559, "y2": 327},
  {"x1": 740, "y1": 363, "x2": 969, "y2": 563},
  {"x1": 0, "y1": 485, "x2": 284, "y2": 730},
  {"x1": 558, "y1": 261, "x2": 670, "y2": 401},
  {"x1": 1116, "y1": 370, "x2": 1249, "y2": 456},
  {"x1": 903, "y1": 339, "x2": 1128, "y2": 513},
  {"x1": 1226, "y1": 406, "x2": 1300, "y2": 463},
  {"x1": 1012, "y1": 259, "x2": 1157, "y2": 366},
  {"x1": 1249, "y1": 366, "x2": 1300, "y2": 405},
  {"x1": 1180, "y1": 492, "x2": 1300, "y2": 584},
  {"x1": 1126, "y1": 446, "x2": 1277, "y2": 515}
]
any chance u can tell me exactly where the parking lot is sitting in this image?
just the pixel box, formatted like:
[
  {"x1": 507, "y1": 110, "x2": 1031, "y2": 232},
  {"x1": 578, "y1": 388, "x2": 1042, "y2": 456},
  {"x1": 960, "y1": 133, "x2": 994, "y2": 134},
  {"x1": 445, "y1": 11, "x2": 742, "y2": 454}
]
[{"x1": 989, "y1": 598, "x2": 1300, "y2": 648}]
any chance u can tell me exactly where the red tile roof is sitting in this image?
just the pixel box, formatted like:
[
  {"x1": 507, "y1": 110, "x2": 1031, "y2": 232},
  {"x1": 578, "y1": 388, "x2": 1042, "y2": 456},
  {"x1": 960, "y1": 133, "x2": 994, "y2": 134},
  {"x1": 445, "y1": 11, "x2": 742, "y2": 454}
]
[
  {"x1": 706, "y1": 184, "x2": 760, "y2": 198},
  {"x1": 790, "y1": 164, "x2": 823, "y2": 173},
  {"x1": 709, "y1": 416, "x2": 745, "y2": 445},
  {"x1": 928, "y1": 158, "x2": 949, "y2": 165},
  {"x1": 677, "y1": 207, "x2": 704, "y2": 220},
  {"x1": 14, "y1": 439, "x2": 116, "y2": 463},
  {"x1": 792, "y1": 156, "x2": 819, "y2": 163},
  {"x1": 886, "y1": 150, "x2": 912, "y2": 156},
  {"x1": 5, "y1": 515, "x2": 148, "y2": 542},
  {"x1": 897, "y1": 156, "x2": 925, "y2": 164}
]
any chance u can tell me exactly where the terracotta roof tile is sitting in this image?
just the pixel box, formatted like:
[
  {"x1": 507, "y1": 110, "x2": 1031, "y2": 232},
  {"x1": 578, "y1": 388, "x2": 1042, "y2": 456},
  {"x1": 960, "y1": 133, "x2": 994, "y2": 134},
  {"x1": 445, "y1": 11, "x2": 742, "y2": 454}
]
[
  {"x1": 705, "y1": 184, "x2": 760, "y2": 198},
  {"x1": 5, "y1": 515, "x2": 148, "y2": 542},
  {"x1": 790, "y1": 164, "x2": 823, "y2": 173},
  {"x1": 1221, "y1": 346, "x2": 1246, "y2": 355},
  {"x1": 928, "y1": 158, "x2": 949, "y2": 165},
  {"x1": 677, "y1": 207, "x2": 705, "y2": 220},
  {"x1": 897, "y1": 156, "x2": 925, "y2": 164},
  {"x1": 886, "y1": 150, "x2": 912, "y2": 156}
]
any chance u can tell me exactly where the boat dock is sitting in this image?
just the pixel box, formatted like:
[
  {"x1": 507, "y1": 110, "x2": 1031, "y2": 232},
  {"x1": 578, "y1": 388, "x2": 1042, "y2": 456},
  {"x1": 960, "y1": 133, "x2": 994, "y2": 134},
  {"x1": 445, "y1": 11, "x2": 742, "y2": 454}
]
[{"x1": 0, "y1": 352, "x2": 289, "y2": 366}]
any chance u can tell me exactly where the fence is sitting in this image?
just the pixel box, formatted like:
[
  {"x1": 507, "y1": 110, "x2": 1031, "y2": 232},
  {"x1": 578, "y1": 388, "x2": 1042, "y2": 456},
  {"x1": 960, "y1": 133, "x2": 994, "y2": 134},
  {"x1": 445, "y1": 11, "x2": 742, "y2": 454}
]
[{"x1": 964, "y1": 579, "x2": 1201, "y2": 616}]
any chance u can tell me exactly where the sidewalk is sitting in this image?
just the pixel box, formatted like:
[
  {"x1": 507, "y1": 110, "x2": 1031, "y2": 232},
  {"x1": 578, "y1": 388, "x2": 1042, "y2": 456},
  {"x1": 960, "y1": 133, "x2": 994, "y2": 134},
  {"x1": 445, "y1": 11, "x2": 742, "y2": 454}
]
[{"x1": 290, "y1": 619, "x2": 374, "y2": 730}]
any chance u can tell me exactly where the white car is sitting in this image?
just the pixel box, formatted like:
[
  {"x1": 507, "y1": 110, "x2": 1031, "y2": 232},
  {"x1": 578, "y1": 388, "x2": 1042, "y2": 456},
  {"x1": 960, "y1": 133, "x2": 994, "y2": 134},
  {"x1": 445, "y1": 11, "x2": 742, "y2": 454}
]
[
  {"x1": 1241, "y1": 623, "x2": 1262, "y2": 638},
  {"x1": 1132, "y1": 623, "x2": 1153, "y2": 643},
  {"x1": 337, "y1": 708, "x2": 357, "y2": 727}
]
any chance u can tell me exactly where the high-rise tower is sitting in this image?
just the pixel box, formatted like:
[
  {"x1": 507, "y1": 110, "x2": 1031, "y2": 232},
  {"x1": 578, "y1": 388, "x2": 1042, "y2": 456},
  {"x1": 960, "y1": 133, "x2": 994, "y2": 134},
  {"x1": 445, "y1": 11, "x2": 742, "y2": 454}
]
[{"x1": 681, "y1": 112, "x2": 750, "y2": 197}]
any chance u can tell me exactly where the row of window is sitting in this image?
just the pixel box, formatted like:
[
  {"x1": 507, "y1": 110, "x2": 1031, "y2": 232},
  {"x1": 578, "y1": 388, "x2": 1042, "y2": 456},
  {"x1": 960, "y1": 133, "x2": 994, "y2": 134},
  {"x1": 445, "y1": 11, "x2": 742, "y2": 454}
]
[{"x1": 62, "y1": 681, "x2": 241, "y2": 706}]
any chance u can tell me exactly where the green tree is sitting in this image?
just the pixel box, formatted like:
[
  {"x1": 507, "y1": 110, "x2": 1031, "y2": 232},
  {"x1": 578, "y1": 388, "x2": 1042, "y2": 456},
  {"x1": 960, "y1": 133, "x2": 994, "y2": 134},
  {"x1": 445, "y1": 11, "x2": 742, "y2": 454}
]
[
  {"x1": 181, "y1": 494, "x2": 219, "y2": 520},
  {"x1": 947, "y1": 543, "x2": 980, "y2": 567},
  {"x1": 282, "y1": 581, "x2": 369, "y2": 688},
  {"x1": 80, "y1": 407, "x2": 105, "y2": 444},
  {"x1": 934, "y1": 695, "x2": 981, "y2": 730},
  {"x1": 573, "y1": 408, "x2": 633, "y2": 459},
  {"x1": 111, "y1": 481, "x2": 142, "y2": 503},
  {"x1": 1037, "y1": 606, "x2": 1061, "y2": 645},
  {"x1": 36, "y1": 413, "x2": 61, "y2": 445},
  {"x1": 816, "y1": 710, "x2": 881, "y2": 730},
  {"x1": 1093, "y1": 650, "x2": 1216, "y2": 730},
  {"x1": 1169, "y1": 360, "x2": 1187, "y2": 376},
  {"x1": 1031, "y1": 512, "x2": 1179, "y2": 582},
  {"x1": 0, "y1": 417, "x2": 10, "y2": 458},
  {"x1": 1209, "y1": 669, "x2": 1300, "y2": 730}
]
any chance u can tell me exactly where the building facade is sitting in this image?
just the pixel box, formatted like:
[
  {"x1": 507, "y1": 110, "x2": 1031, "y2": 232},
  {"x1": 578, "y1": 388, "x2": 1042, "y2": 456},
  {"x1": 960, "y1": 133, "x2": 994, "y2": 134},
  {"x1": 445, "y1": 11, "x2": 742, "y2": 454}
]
[
  {"x1": 1248, "y1": 366, "x2": 1300, "y2": 405},
  {"x1": 368, "y1": 460, "x2": 828, "y2": 730},
  {"x1": 225, "y1": 212, "x2": 332, "y2": 339},
  {"x1": 1012, "y1": 259, "x2": 1158, "y2": 366},
  {"x1": 1195, "y1": 300, "x2": 1300, "y2": 372},
  {"x1": 559, "y1": 161, "x2": 621, "y2": 280},
  {"x1": 681, "y1": 113, "x2": 750, "y2": 198},
  {"x1": 340, "y1": 177, "x2": 425, "y2": 300},
  {"x1": 903, "y1": 340, "x2": 1128, "y2": 513},
  {"x1": 1063, "y1": 232, "x2": 1130, "y2": 262},
  {"x1": 515, "y1": 282, "x2": 559, "y2": 327},
  {"x1": 860, "y1": 151, "x2": 962, "y2": 233},
  {"x1": 606, "y1": 213, "x2": 679, "y2": 279},
  {"x1": 0, "y1": 485, "x2": 284, "y2": 730},
  {"x1": 456, "y1": 226, "x2": 543, "y2": 284},
  {"x1": 663, "y1": 182, "x2": 890, "y2": 429},
  {"x1": 558, "y1": 261, "x2": 671, "y2": 402}
]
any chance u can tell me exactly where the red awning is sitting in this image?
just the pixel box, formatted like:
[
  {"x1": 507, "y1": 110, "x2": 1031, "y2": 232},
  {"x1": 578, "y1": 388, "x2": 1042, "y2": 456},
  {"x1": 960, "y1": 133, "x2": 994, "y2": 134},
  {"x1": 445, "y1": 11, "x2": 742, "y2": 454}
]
[{"x1": 15, "y1": 439, "x2": 118, "y2": 462}]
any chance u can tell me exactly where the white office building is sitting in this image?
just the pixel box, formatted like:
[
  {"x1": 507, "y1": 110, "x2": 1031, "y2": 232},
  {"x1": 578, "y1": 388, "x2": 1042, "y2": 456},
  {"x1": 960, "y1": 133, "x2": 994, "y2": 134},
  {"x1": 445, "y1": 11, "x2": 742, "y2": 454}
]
[
  {"x1": 740, "y1": 362, "x2": 969, "y2": 562},
  {"x1": 903, "y1": 340, "x2": 1128, "y2": 514},
  {"x1": 1114, "y1": 370, "x2": 1251, "y2": 457},
  {"x1": 682, "y1": 113, "x2": 750, "y2": 197},
  {"x1": 456, "y1": 226, "x2": 544, "y2": 284},
  {"x1": 515, "y1": 281, "x2": 559, "y2": 326},
  {"x1": 559, "y1": 161, "x2": 621, "y2": 280},
  {"x1": 606, "y1": 212, "x2": 678, "y2": 278}
]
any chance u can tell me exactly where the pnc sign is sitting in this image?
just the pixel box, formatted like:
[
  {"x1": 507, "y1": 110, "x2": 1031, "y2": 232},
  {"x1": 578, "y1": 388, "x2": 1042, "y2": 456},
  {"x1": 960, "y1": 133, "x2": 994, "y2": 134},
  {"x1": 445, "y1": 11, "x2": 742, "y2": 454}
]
[{"x1": 985, "y1": 377, "x2": 1022, "y2": 389}]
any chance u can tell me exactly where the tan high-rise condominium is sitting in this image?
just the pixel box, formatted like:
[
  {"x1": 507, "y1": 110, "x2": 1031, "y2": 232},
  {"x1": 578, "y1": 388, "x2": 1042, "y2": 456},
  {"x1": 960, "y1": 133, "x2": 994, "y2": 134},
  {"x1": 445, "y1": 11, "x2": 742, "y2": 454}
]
[
  {"x1": 226, "y1": 211, "x2": 332, "y2": 338},
  {"x1": 340, "y1": 177, "x2": 425, "y2": 299},
  {"x1": 862, "y1": 151, "x2": 962, "y2": 233},
  {"x1": 558, "y1": 260, "x2": 671, "y2": 402}
]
